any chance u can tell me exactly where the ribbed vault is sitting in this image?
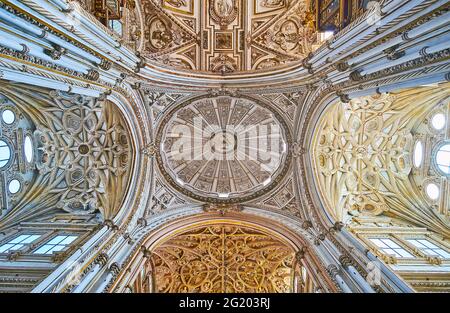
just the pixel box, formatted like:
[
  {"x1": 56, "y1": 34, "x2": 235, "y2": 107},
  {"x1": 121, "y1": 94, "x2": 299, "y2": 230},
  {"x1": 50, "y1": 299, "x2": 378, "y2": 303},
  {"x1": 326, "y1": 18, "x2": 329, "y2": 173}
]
[
  {"x1": 311, "y1": 84, "x2": 450, "y2": 236},
  {"x1": 0, "y1": 84, "x2": 135, "y2": 229}
]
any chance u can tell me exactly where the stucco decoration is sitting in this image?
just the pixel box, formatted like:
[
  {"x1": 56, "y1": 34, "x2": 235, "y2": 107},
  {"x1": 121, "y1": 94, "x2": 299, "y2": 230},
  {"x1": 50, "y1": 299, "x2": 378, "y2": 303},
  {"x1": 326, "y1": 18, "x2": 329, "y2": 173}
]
[
  {"x1": 312, "y1": 86, "x2": 450, "y2": 236},
  {"x1": 151, "y1": 223, "x2": 296, "y2": 293},
  {"x1": 0, "y1": 85, "x2": 134, "y2": 227},
  {"x1": 157, "y1": 95, "x2": 291, "y2": 203}
]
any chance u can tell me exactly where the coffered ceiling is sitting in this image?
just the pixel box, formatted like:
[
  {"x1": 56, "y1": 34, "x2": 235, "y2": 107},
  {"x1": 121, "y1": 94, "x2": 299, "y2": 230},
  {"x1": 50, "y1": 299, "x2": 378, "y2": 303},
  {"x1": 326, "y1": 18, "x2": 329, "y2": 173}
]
[{"x1": 140, "y1": 0, "x2": 317, "y2": 74}]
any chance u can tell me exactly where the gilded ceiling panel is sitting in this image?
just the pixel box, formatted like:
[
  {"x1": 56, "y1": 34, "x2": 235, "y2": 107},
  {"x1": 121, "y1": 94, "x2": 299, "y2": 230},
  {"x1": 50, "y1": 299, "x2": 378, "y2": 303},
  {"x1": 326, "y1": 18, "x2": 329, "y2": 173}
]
[
  {"x1": 139, "y1": 0, "x2": 317, "y2": 73},
  {"x1": 151, "y1": 223, "x2": 295, "y2": 293}
]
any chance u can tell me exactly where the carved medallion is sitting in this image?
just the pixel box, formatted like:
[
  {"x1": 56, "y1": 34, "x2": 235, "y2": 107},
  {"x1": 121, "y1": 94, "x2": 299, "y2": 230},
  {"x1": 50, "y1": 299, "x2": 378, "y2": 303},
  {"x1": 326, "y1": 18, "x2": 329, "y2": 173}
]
[
  {"x1": 209, "y1": 0, "x2": 238, "y2": 26},
  {"x1": 148, "y1": 17, "x2": 173, "y2": 50}
]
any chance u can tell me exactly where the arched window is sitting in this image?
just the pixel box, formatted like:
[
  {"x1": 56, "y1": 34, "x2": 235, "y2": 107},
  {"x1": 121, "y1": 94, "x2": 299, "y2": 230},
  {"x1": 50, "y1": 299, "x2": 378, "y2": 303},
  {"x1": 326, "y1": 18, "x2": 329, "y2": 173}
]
[
  {"x1": 435, "y1": 143, "x2": 450, "y2": 175},
  {"x1": 0, "y1": 139, "x2": 11, "y2": 168}
]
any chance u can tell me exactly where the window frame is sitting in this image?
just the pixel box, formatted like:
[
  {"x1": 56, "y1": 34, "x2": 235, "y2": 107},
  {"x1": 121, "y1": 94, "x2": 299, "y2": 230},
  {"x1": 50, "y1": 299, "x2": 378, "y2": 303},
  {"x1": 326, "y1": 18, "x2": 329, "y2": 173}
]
[
  {"x1": 108, "y1": 20, "x2": 123, "y2": 36},
  {"x1": 432, "y1": 140, "x2": 450, "y2": 177},
  {"x1": 0, "y1": 229, "x2": 89, "y2": 261},
  {"x1": 0, "y1": 138, "x2": 14, "y2": 169},
  {"x1": 368, "y1": 237, "x2": 416, "y2": 259},
  {"x1": 32, "y1": 234, "x2": 79, "y2": 255},
  {"x1": 1, "y1": 108, "x2": 16, "y2": 125},
  {"x1": 0, "y1": 233, "x2": 42, "y2": 254},
  {"x1": 405, "y1": 237, "x2": 450, "y2": 260}
]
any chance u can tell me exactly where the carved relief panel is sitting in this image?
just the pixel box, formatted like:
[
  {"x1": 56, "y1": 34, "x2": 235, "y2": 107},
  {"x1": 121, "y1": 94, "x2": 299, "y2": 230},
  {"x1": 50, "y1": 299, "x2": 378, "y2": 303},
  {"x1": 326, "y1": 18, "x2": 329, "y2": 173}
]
[
  {"x1": 139, "y1": 0, "x2": 317, "y2": 73},
  {"x1": 151, "y1": 223, "x2": 296, "y2": 293}
]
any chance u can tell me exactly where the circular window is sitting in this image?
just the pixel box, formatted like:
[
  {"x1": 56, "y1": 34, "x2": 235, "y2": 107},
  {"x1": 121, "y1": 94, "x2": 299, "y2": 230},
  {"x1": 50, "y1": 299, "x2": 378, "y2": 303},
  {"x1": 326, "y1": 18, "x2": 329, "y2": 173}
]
[
  {"x1": 435, "y1": 143, "x2": 450, "y2": 175},
  {"x1": 0, "y1": 140, "x2": 11, "y2": 168},
  {"x1": 431, "y1": 113, "x2": 446, "y2": 130},
  {"x1": 426, "y1": 183, "x2": 440, "y2": 200},
  {"x1": 8, "y1": 179, "x2": 21, "y2": 194},
  {"x1": 24, "y1": 135, "x2": 33, "y2": 163},
  {"x1": 413, "y1": 141, "x2": 423, "y2": 167},
  {"x1": 2, "y1": 109, "x2": 15, "y2": 125}
]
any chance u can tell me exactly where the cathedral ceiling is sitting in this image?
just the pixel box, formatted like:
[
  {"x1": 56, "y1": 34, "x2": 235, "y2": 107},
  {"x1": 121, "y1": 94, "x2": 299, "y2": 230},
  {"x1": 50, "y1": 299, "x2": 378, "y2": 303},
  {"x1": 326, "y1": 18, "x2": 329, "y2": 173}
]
[
  {"x1": 311, "y1": 84, "x2": 450, "y2": 236},
  {"x1": 1, "y1": 0, "x2": 450, "y2": 294},
  {"x1": 139, "y1": 89, "x2": 300, "y2": 216},
  {"x1": 0, "y1": 84, "x2": 134, "y2": 228},
  {"x1": 151, "y1": 222, "x2": 295, "y2": 293},
  {"x1": 138, "y1": 0, "x2": 317, "y2": 74},
  {"x1": 155, "y1": 95, "x2": 292, "y2": 204}
]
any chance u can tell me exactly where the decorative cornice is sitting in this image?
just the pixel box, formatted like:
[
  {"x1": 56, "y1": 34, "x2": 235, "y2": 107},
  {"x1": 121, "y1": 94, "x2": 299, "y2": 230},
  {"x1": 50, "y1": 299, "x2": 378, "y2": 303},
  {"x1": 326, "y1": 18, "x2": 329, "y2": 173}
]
[
  {"x1": 0, "y1": 47, "x2": 104, "y2": 84},
  {"x1": 0, "y1": 2, "x2": 111, "y2": 63}
]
